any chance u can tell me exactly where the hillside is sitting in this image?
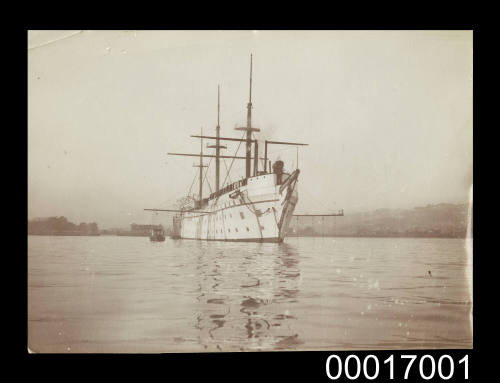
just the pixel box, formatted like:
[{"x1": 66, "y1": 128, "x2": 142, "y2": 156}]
[{"x1": 289, "y1": 203, "x2": 470, "y2": 238}]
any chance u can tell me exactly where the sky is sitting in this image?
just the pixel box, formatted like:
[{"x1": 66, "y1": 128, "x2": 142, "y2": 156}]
[{"x1": 28, "y1": 30, "x2": 473, "y2": 229}]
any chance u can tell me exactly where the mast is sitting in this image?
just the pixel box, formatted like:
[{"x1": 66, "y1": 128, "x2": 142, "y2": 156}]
[
  {"x1": 248, "y1": 55, "x2": 254, "y2": 177},
  {"x1": 199, "y1": 128, "x2": 203, "y2": 200},
  {"x1": 245, "y1": 54, "x2": 253, "y2": 178},
  {"x1": 207, "y1": 86, "x2": 226, "y2": 193},
  {"x1": 193, "y1": 127, "x2": 208, "y2": 204},
  {"x1": 235, "y1": 54, "x2": 259, "y2": 178},
  {"x1": 216, "y1": 86, "x2": 220, "y2": 191}
]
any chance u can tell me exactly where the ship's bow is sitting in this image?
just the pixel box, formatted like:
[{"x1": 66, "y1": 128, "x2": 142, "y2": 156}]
[{"x1": 277, "y1": 169, "x2": 300, "y2": 242}]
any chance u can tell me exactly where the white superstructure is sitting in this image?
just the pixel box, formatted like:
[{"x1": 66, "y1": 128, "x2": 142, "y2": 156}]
[{"x1": 176, "y1": 170, "x2": 299, "y2": 242}]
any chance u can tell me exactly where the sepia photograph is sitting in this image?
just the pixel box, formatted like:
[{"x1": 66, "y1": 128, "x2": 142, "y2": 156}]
[{"x1": 28, "y1": 30, "x2": 472, "y2": 353}]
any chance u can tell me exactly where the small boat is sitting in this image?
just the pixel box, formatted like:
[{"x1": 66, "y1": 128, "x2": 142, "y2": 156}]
[{"x1": 149, "y1": 226, "x2": 166, "y2": 242}]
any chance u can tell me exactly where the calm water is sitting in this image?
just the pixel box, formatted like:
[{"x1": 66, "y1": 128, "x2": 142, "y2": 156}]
[{"x1": 28, "y1": 236, "x2": 472, "y2": 353}]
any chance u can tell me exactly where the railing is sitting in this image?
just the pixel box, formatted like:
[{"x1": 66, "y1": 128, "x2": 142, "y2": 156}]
[
  {"x1": 209, "y1": 178, "x2": 249, "y2": 200},
  {"x1": 207, "y1": 171, "x2": 292, "y2": 200}
]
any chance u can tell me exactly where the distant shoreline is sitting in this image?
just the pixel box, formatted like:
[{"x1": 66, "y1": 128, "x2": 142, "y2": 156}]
[
  {"x1": 288, "y1": 232, "x2": 468, "y2": 239},
  {"x1": 27, "y1": 234, "x2": 469, "y2": 240},
  {"x1": 288, "y1": 234, "x2": 469, "y2": 239},
  {"x1": 28, "y1": 232, "x2": 100, "y2": 237}
]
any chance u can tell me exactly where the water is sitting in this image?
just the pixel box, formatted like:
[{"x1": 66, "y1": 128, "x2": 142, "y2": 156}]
[{"x1": 28, "y1": 235, "x2": 472, "y2": 353}]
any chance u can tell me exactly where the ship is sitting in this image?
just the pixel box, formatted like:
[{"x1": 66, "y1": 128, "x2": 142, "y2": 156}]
[{"x1": 146, "y1": 55, "x2": 310, "y2": 243}]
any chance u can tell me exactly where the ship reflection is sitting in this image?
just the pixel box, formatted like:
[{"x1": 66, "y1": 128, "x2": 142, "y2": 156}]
[{"x1": 194, "y1": 242, "x2": 303, "y2": 351}]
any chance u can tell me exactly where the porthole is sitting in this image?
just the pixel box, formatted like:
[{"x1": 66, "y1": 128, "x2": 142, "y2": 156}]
[{"x1": 246, "y1": 227, "x2": 249, "y2": 231}]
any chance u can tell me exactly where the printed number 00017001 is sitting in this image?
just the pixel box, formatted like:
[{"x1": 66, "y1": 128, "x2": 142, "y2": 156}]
[{"x1": 326, "y1": 354, "x2": 469, "y2": 380}]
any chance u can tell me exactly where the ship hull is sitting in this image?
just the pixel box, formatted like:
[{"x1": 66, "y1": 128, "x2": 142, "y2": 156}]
[{"x1": 173, "y1": 171, "x2": 299, "y2": 243}]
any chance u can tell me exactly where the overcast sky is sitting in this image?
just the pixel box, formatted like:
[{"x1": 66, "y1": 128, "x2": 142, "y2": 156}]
[{"x1": 28, "y1": 30, "x2": 472, "y2": 228}]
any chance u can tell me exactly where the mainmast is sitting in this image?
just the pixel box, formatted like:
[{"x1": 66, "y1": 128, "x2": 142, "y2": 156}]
[
  {"x1": 235, "y1": 54, "x2": 260, "y2": 178},
  {"x1": 207, "y1": 86, "x2": 226, "y2": 193}
]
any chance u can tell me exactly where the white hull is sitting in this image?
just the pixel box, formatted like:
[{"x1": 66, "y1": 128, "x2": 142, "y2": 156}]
[{"x1": 174, "y1": 172, "x2": 299, "y2": 243}]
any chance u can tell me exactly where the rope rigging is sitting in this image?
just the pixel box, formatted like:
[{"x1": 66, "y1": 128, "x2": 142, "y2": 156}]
[
  {"x1": 221, "y1": 131, "x2": 246, "y2": 188},
  {"x1": 202, "y1": 156, "x2": 213, "y2": 194},
  {"x1": 222, "y1": 158, "x2": 233, "y2": 186},
  {"x1": 186, "y1": 171, "x2": 198, "y2": 199}
]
